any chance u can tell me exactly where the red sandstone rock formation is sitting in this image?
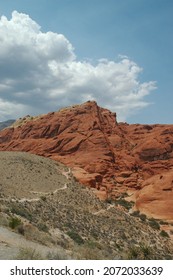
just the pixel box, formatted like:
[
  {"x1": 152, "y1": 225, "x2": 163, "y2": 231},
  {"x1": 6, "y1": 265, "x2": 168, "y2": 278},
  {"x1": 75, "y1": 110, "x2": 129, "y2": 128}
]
[
  {"x1": 134, "y1": 171, "x2": 173, "y2": 220},
  {"x1": 0, "y1": 101, "x2": 173, "y2": 219}
]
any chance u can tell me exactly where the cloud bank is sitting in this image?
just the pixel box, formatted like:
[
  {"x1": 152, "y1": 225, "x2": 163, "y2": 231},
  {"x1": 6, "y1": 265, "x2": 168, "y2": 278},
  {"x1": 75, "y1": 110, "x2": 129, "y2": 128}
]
[{"x1": 0, "y1": 11, "x2": 156, "y2": 121}]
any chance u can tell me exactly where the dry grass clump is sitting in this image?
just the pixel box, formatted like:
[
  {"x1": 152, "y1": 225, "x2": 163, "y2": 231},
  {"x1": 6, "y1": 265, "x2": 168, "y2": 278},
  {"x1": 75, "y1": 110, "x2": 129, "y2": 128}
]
[
  {"x1": 15, "y1": 247, "x2": 71, "y2": 260},
  {"x1": 126, "y1": 243, "x2": 154, "y2": 260},
  {"x1": 16, "y1": 247, "x2": 44, "y2": 260}
]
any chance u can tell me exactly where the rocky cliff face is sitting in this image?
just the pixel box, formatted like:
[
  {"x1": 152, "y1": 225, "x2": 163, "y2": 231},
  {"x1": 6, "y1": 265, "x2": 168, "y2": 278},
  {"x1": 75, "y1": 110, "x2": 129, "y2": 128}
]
[{"x1": 0, "y1": 101, "x2": 173, "y2": 220}]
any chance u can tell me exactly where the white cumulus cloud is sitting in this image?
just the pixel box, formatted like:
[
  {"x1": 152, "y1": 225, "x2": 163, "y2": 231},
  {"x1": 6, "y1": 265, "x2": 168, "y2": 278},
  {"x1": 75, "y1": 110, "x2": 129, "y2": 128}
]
[{"x1": 0, "y1": 11, "x2": 156, "y2": 121}]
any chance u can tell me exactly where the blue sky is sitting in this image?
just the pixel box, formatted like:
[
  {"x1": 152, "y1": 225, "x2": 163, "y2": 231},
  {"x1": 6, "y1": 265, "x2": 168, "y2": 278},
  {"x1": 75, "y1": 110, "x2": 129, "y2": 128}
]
[{"x1": 0, "y1": 0, "x2": 173, "y2": 123}]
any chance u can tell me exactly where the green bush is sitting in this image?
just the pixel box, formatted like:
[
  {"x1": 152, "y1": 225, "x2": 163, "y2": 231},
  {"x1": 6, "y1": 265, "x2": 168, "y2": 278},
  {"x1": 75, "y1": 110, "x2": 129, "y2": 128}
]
[
  {"x1": 9, "y1": 216, "x2": 22, "y2": 229},
  {"x1": 127, "y1": 244, "x2": 153, "y2": 260},
  {"x1": 148, "y1": 218, "x2": 160, "y2": 230},
  {"x1": 131, "y1": 211, "x2": 146, "y2": 221},
  {"x1": 160, "y1": 230, "x2": 169, "y2": 238},
  {"x1": 139, "y1": 214, "x2": 147, "y2": 222},
  {"x1": 67, "y1": 230, "x2": 84, "y2": 245},
  {"x1": 115, "y1": 199, "x2": 134, "y2": 210},
  {"x1": 159, "y1": 220, "x2": 169, "y2": 225},
  {"x1": 10, "y1": 204, "x2": 32, "y2": 221},
  {"x1": 140, "y1": 244, "x2": 152, "y2": 259},
  {"x1": 37, "y1": 222, "x2": 49, "y2": 233},
  {"x1": 131, "y1": 210, "x2": 140, "y2": 217},
  {"x1": 85, "y1": 240, "x2": 102, "y2": 250},
  {"x1": 127, "y1": 246, "x2": 139, "y2": 259}
]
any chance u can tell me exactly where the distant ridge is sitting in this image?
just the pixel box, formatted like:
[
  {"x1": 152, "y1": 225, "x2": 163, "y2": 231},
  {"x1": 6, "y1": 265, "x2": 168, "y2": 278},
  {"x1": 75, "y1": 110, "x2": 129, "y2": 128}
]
[{"x1": 0, "y1": 119, "x2": 15, "y2": 131}]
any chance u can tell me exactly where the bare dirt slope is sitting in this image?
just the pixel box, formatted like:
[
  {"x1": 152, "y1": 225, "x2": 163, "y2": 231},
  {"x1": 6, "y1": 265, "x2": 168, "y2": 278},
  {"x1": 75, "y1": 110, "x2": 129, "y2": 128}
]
[
  {"x1": 0, "y1": 151, "x2": 73, "y2": 259},
  {"x1": 0, "y1": 151, "x2": 70, "y2": 199}
]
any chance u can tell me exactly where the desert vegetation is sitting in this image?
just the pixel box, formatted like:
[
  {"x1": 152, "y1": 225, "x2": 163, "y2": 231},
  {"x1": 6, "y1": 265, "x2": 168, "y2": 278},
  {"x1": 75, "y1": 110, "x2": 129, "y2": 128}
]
[{"x1": 0, "y1": 152, "x2": 173, "y2": 260}]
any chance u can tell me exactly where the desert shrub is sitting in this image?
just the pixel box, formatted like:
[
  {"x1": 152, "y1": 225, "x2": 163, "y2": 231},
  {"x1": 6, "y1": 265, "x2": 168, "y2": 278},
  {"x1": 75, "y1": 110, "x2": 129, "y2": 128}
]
[
  {"x1": 76, "y1": 246, "x2": 104, "y2": 260},
  {"x1": 9, "y1": 216, "x2": 22, "y2": 229},
  {"x1": 10, "y1": 204, "x2": 32, "y2": 221},
  {"x1": 73, "y1": 240, "x2": 106, "y2": 260},
  {"x1": 40, "y1": 196, "x2": 47, "y2": 201},
  {"x1": 121, "y1": 192, "x2": 129, "y2": 198},
  {"x1": 131, "y1": 211, "x2": 146, "y2": 221},
  {"x1": 139, "y1": 214, "x2": 147, "y2": 222},
  {"x1": 140, "y1": 244, "x2": 153, "y2": 259},
  {"x1": 16, "y1": 247, "x2": 43, "y2": 260},
  {"x1": 165, "y1": 254, "x2": 172, "y2": 260},
  {"x1": 127, "y1": 246, "x2": 139, "y2": 259},
  {"x1": 85, "y1": 240, "x2": 102, "y2": 250},
  {"x1": 47, "y1": 251, "x2": 69, "y2": 260},
  {"x1": 67, "y1": 230, "x2": 84, "y2": 245},
  {"x1": 37, "y1": 222, "x2": 49, "y2": 233},
  {"x1": 105, "y1": 198, "x2": 112, "y2": 204},
  {"x1": 160, "y1": 230, "x2": 169, "y2": 238},
  {"x1": 127, "y1": 244, "x2": 153, "y2": 260},
  {"x1": 131, "y1": 210, "x2": 140, "y2": 217},
  {"x1": 148, "y1": 218, "x2": 160, "y2": 230},
  {"x1": 115, "y1": 199, "x2": 134, "y2": 210},
  {"x1": 55, "y1": 237, "x2": 70, "y2": 249},
  {"x1": 159, "y1": 220, "x2": 169, "y2": 225},
  {"x1": 23, "y1": 224, "x2": 53, "y2": 246}
]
